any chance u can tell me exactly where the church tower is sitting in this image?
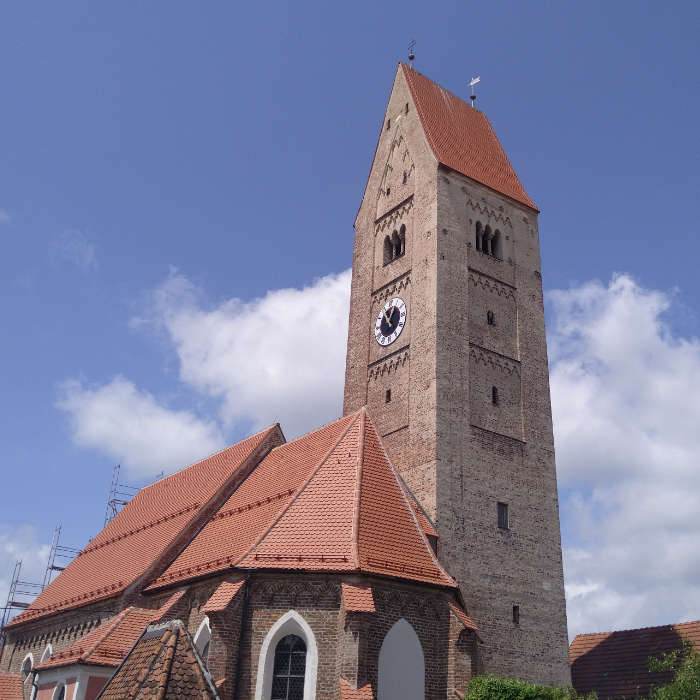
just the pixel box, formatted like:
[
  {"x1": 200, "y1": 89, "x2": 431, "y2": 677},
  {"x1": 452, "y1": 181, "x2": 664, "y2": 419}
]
[{"x1": 343, "y1": 64, "x2": 571, "y2": 685}]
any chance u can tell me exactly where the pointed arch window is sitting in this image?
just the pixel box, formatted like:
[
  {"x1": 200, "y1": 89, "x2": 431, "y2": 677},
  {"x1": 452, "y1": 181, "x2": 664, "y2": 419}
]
[
  {"x1": 21, "y1": 654, "x2": 33, "y2": 682},
  {"x1": 271, "y1": 635, "x2": 307, "y2": 700},
  {"x1": 194, "y1": 616, "x2": 212, "y2": 665},
  {"x1": 255, "y1": 610, "x2": 318, "y2": 700}
]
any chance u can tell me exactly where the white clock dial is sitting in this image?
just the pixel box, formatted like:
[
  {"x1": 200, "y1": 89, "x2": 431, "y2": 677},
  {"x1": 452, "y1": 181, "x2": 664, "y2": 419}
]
[{"x1": 374, "y1": 297, "x2": 407, "y2": 346}]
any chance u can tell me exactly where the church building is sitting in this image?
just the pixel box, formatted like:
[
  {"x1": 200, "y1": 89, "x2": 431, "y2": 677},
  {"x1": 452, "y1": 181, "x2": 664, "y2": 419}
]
[{"x1": 0, "y1": 62, "x2": 570, "y2": 700}]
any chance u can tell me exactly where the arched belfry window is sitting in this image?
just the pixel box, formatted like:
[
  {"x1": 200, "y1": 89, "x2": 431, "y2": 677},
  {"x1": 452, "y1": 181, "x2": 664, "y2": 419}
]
[
  {"x1": 383, "y1": 235, "x2": 393, "y2": 265},
  {"x1": 255, "y1": 611, "x2": 318, "y2": 700},
  {"x1": 491, "y1": 229, "x2": 502, "y2": 259},
  {"x1": 271, "y1": 635, "x2": 307, "y2": 700},
  {"x1": 475, "y1": 221, "x2": 483, "y2": 252},
  {"x1": 378, "y1": 619, "x2": 424, "y2": 700},
  {"x1": 384, "y1": 228, "x2": 406, "y2": 265},
  {"x1": 483, "y1": 225, "x2": 492, "y2": 256}
]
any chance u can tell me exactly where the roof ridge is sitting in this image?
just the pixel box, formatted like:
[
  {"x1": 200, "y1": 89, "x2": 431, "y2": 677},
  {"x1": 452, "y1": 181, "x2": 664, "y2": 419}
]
[
  {"x1": 234, "y1": 410, "x2": 363, "y2": 567},
  {"x1": 349, "y1": 408, "x2": 367, "y2": 569},
  {"x1": 573, "y1": 618, "x2": 700, "y2": 640},
  {"x1": 362, "y1": 411, "x2": 456, "y2": 586},
  {"x1": 141, "y1": 424, "x2": 280, "y2": 491}
]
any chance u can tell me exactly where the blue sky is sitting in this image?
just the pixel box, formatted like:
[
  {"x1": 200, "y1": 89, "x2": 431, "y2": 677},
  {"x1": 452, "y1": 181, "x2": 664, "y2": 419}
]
[{"x1": 1, "y1": 1, "x2": 700, "y2": 639}]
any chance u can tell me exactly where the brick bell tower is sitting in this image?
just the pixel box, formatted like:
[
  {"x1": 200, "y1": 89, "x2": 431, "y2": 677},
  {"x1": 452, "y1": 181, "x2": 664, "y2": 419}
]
[{"x1": 343, "y1": 63, "x2": 571, "y2": 685}]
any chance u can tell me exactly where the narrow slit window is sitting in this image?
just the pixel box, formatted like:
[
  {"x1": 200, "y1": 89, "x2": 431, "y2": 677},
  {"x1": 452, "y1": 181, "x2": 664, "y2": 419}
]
[
  {"x1": 512, "y1": 605, "x2": 520, "y2": 625},
  {"x1": 491, "y1": 386, "x2": 499, "y2": 405},
  {"x1": 385, "y1": 388, "x2": 392, "y2": 403},
  {"x1": 487, "y1": 310, "x2": 495, "y2": 326},
  {"x1": 498, "y1": 502, "x2": 509, "y2": 530}
]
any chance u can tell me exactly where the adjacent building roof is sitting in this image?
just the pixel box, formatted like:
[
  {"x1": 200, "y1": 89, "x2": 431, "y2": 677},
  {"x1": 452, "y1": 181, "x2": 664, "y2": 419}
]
[
  {"x1": 448, "y1": 602, "x2": 480, "y2": 635},
  {"x1": 570, "y1": 619, "x2": 700, "y2": 698},
  {"x1": 36, "y1": 591, "x2": 184, "y2": 671},
  {"x1": 8, "y1": 427, "x2": 279, "y2": 627},
  {"x1": 0, "y1": 674, "x2": 22, "y2": 700},
  {"x1": 401, "y1": 63, "x2": 537, "y2": 211},
  {"x1": 150, "y1": 409, "x2": 455, "y2": 590},
  {"x1": 96, "y1": 620, "x2": 218, "y2": 699}
]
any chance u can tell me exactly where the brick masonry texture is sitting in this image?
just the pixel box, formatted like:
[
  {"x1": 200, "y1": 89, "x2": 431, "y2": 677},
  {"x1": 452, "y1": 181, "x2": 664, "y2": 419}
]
[{"x1": 343, "y1": 63, "x2": 571, "y2": 686}]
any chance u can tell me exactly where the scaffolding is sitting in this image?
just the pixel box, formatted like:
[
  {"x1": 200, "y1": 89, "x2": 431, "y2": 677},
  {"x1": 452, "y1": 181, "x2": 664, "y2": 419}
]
[
  {"x1": 42, "y1": 525, "x2": 81, "y2": 590},
  {"x1": 0, "y1": 560, "x2": 43, "y2": 650},
  {"x1": 103, "y1": 464, "x2": 139, "y2": 526}
]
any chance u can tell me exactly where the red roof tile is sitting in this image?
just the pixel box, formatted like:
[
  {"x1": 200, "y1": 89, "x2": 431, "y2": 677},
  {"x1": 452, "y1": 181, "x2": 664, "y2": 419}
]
[
  {"x1": 449, "y1": 602, "x2": 480, "y2": 635},
  {"x1": 149, "y1": 413, "x2": 358, "y2": 588},
  {"x1": 401, "y1": 63, "x2": 537, "y2": 211},
  {"x1": 339, "y1": 679, "x2": 373, "y2": 700},
  {"x1": 96, "y1": 620, "x2": 218, "y2": 699},
  {"x1": 570, "y1": 619, "x2": 700, "y2": 698},
  {"x1": 38, "y1": 608, "x2": 145, "y2": 669},
  {"x1": 151, "y1": 409, "x2": 455, "y2": 589},
  {"x1": 202, "y1": 580, "x2": 245, "y2": 614},
  {"x1": 8, "y1": 426, "x2": 279, "y2": 628},
  {"x1": 0, "y1": 674, "x2": 22, "y2": 700},
  {"x1": 341, "y1": 583, "x2": 375, "y2": 613}
]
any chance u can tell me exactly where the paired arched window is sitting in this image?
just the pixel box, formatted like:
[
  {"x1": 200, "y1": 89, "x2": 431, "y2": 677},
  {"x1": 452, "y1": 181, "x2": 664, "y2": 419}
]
[
  {"x1": 255, "y1": 610, "x2": 318, "y2": 700},
  {"x1": 271, "y1": 635, "x2": 307, "y2": 700},
  {"x1": 475, "y1": 222, "x2": 502, "y2": 260},
  {"x1": 383, "y1": 225, "x2": 406, "y2": 265},
  {"x1": 378, "y1": 619, "x2": 424, "y2": 700}
]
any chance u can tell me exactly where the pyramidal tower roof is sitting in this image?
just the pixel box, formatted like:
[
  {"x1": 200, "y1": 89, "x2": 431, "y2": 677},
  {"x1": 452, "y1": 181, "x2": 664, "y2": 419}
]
[{"x1": 400, "y1": 62, "x2": 537, "y2": 211}]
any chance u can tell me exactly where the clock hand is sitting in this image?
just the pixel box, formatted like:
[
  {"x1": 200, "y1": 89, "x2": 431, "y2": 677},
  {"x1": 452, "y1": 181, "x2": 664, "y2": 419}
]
[{"x1": 383, "y1": 308, "x2": 392, "y2": 325}]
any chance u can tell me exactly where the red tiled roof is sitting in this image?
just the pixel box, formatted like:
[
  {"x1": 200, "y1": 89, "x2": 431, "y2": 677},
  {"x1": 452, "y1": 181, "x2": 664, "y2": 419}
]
[
  {"x1": 96, "y1": 620, "x2": 218, "y2": 699},
  {"x1": 401, "y1": 63, "x2": 537, "y2": 211},
  {"x1": 36, "y1": 595, "x2": 182, "y2": 671},
  {"x1": 570, "y1": 619, "x2": 700, "y2": 698},
  {"x1": 449, "y1": 602, "x2": 480, "y2": 635},
  {"x1": 0, "y1": 674, "x2": 22, "y2": 700},
  {"x1": 202, "y1": 580, "x2": 245, "y2": 614},
  {"x1": 8, "y1": 426, "x2": 279, "y2": 628},
  {"x1": 340, "y1": 679, "x2": 373, "y2": 700},
  {"x1": 151, "y1": 409, "x2": 455, "y2": 589},
  {"x1": 342, "y1": 583, "x2": 375, "y2": 613}
]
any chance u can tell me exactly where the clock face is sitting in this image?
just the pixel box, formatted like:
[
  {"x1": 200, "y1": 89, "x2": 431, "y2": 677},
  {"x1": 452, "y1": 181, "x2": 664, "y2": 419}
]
[{"x1": 374, "y1": 297, "x2": 407, "y2": 346}]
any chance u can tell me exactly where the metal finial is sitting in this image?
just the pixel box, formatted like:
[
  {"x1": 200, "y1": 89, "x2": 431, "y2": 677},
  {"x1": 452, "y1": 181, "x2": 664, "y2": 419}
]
[
  {"x1": 469, "y1": 76, "x2": 481, "y2": 107},
  {"x1": 408, "y1": 39, "x2": 416, "y2": 69}
]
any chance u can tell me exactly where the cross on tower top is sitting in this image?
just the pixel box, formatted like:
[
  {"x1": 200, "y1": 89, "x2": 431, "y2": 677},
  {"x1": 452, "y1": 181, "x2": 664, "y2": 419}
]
[{"x1": 408, "y1": 40, "x2": 416, "y2": 69}]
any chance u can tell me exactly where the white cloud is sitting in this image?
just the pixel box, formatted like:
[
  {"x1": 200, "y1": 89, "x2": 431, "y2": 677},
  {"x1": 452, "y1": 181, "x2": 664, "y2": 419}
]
[
  {"x1": 0, "y1": 525, "x2": 49, "y2": 623},
  {"x1": 0, "y1": 209, "x2": 10, "y2": 225},
  {"x1": 139, "y1": 268, "x2": 352, "y2": 438},
  {"x1": 548, "y1": 274, "x2": 700, "y2": 639},
  {"x1": 56, "y1": 376, "x2": 226, "y2": 477},
  {"x1": 50, "y1": 230, "x2": 98, "y2": 271}
]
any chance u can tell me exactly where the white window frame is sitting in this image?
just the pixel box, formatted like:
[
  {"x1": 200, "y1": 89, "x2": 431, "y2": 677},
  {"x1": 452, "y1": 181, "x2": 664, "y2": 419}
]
[
  {"x1": 40, "y1": 644, "x2": 53, "y2": 664},
  {"x1": 254, "y1": 610, "x2": 318, "y2": 700},
  {"x1": 21, "y1": 652, "x2": 34, "y2": 682},
  {"x1": 193, "y1": 616, "x2": 212, "y2": 658}
]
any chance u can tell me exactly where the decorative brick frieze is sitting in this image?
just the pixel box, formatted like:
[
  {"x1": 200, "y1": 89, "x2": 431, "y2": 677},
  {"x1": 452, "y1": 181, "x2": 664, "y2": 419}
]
[{"x1": 469, "y1": 343, "x2": 520, "y2": 376}]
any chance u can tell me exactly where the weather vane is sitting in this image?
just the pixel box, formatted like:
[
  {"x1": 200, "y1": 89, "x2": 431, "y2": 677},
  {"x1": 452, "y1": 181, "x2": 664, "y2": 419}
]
[
  {"x1": 408, "y1": 40, "x2": 416, "y2": 69},
  {"x1": 469, "y1": 76, "x2": 480, "y2": 108}
]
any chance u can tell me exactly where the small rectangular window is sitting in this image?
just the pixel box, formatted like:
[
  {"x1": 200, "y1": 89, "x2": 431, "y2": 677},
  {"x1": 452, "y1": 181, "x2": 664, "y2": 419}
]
[
  {"x1": 497, "y1": 502, "x2": 509, "y2": 530},
  {"x1": 512, "y1": 605, "x2": 520, "y2": 625},
  {"x1": 385, "y1": 388, "x2": 392, "y2": 403},
  {"x1": 491, "y1": 386, "x2": 499, "y2": 405}
]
